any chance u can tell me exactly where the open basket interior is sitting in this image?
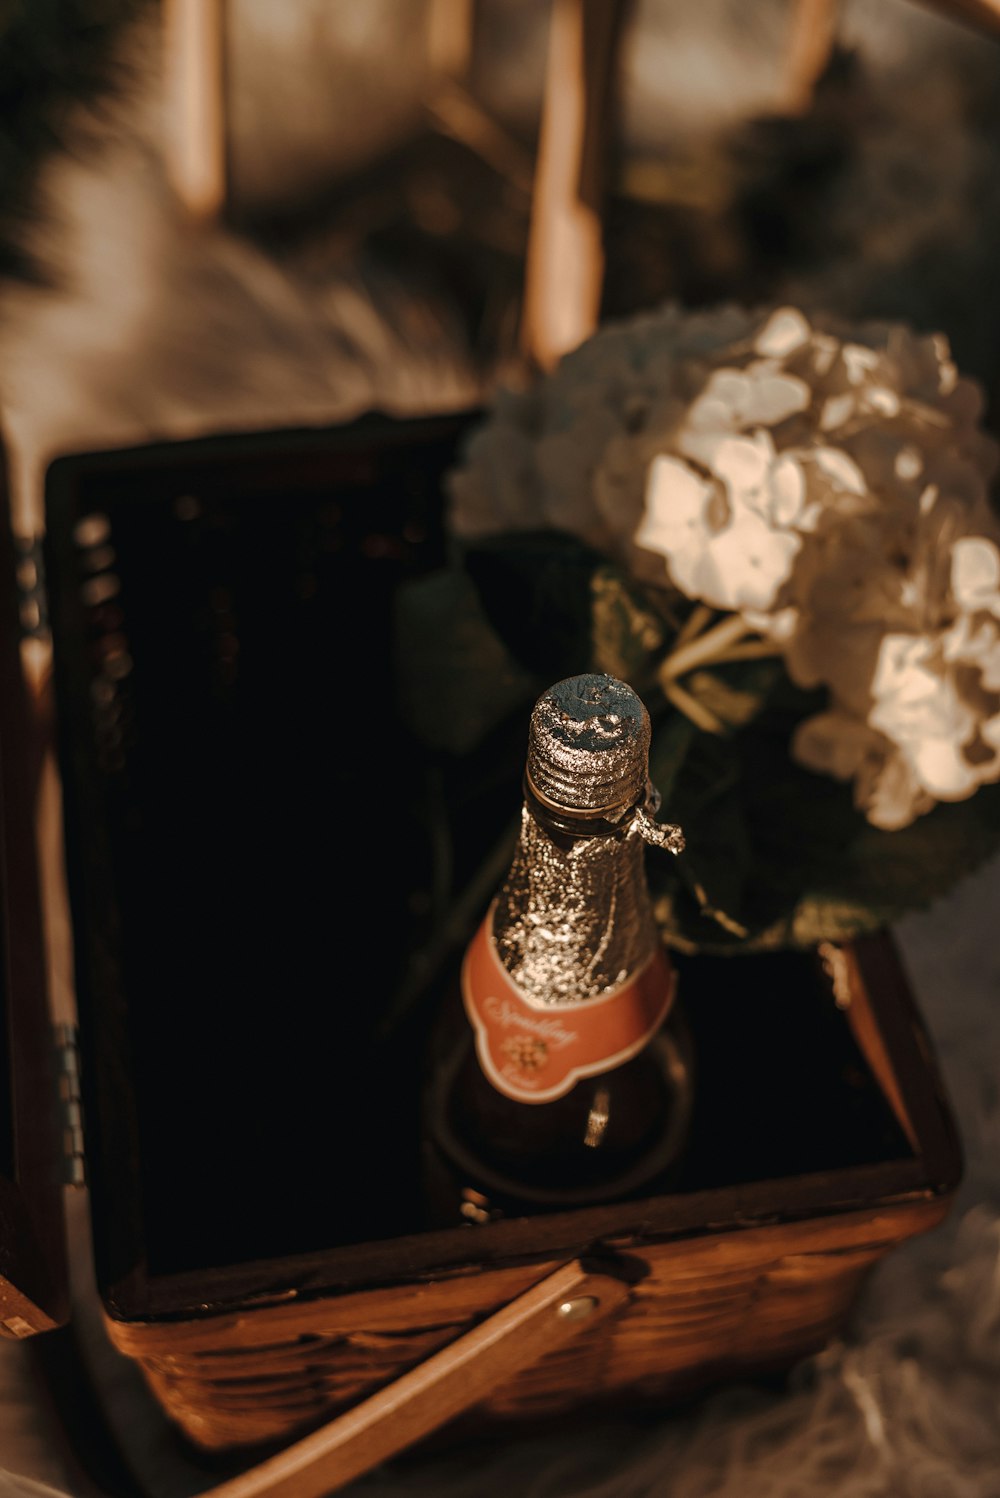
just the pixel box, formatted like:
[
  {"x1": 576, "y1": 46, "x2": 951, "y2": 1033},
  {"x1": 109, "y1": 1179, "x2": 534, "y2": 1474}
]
[{"x1": 39, "y1": 412, "x2": 945, "y2": 1324}]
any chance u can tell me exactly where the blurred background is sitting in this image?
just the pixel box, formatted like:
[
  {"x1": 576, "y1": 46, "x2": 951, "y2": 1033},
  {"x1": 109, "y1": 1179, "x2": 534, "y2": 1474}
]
[
  {"x1": 3, "y1": 0, "x2": 1000, "y2": 526},
  {"x1": 3, "y1": 4, "x2": 1000, "y2": 1498}
]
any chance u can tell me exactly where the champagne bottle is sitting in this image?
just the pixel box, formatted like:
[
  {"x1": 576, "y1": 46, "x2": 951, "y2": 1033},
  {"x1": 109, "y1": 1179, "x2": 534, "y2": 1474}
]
[{"x1": 428, "y1": 673, "x2": 692, "y2": 1215}]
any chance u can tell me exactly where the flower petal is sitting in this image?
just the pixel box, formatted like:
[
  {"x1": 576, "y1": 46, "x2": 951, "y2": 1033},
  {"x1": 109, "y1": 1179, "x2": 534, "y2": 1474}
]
[
  {"x1": 741, "y1": 367, "x2": 811, "y2": 426},
  {"x1": 753, "y1": 307, "x2": 811, "y2": 359},
  {"x1": 699, "y1": 514, "x2": 800, "y2": 611},
  {"x1": 909, "y1": 737, "x2": 982, "y2": 800},
  {"x1": 809, "y1": 447, "x2": 867, "y2": 496},
  {"x1": 842, "y1": 343, "x2": 881, "y2": 385},
  {"x1": 635, "y1": 455, "x2": 713, "y2": 556},
  {"x1": 894, "y1": 446, "x2": 923, "y2": 482},
  {"x1": 821, "y1": 393, "x2": 855, "y2": 431},
  {"x1": 687, "y1": 369, "x2": 750, "y2": 431},
  {"x1": 952, "y1": 536, "x2": 1000, "y2": 613},
  {"x1": 712, "y1": 433, "x2": 773, "y2": 501},
  {"x1": 770, "y1": 456, "x2": 806, "y2": 527},
  {"x1": 865, "y1": 387, "x2": 901, "y2": 417},
  {"x1": 856, "y1": 750, "x2": 932, "y2": 830}
]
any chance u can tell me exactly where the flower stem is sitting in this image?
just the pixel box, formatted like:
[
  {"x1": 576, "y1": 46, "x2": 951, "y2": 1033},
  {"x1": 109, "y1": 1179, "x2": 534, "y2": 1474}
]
[
  {"x1": 673, "y1": 602, "x2": 715, "y2": 651},
  {"x1": 661, "y1": 612, "x2": 751, "y2": 680},
  {"x1": 660, "y1": 675, "x2": 727, "y2": 735},
  {"x1": 711, "y1": 641, "x2": 783, "y2": 664}
]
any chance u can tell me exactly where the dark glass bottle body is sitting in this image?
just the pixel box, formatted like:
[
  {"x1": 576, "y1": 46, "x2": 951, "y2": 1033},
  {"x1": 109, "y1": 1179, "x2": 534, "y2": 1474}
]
[{"x1": 427, "y1": 786, "x2": 692, "y2": 1216}]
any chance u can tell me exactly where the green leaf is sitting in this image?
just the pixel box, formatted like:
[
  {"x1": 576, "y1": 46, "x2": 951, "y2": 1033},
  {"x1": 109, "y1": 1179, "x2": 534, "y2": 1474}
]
[
  {"x1": 665, "y1": 724, "x2": 741, "y2": 817},
  {"x1": 652, "y1": 697, "x2": 1000, "y2": 954},
  {"x1": 648, "y1": 727, "x2": 751, "y2": 939},
  {"x1": 790, "y1": 778, "x2": 1000, "y2": 945},
  {"x1": 678, "y1": 790, "x2": 752, "y2": 938},
  {"x1": 394, "y1": 569, "x2": 536, "y2": 754}
]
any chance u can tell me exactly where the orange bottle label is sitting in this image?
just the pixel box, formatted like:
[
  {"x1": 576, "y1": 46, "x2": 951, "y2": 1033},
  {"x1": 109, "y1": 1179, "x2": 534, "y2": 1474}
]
[{"x1": 461, "y1": 909, "x2": 676, "y2": 1104}]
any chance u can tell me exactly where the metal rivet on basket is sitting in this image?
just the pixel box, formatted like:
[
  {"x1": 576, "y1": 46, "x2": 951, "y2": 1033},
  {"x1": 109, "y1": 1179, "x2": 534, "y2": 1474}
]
[{"x1": 555, "y1": 1296, "x2": 599, "y2": 1322}]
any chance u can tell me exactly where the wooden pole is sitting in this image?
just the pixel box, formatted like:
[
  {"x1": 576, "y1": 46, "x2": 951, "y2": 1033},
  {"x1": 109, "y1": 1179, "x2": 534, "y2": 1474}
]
[
  {"x1": 782, "y1": 0, "x2": 841, "y2": 115},
  {"x1": 162, "y1": 0, "x2": 227, "y2": 221},
  {"x1": 520, "y1": 0, "x2": 627, "y2": 372},
  {"x1": 428, "y1": 0, "x2": 475, "y2": 80}
]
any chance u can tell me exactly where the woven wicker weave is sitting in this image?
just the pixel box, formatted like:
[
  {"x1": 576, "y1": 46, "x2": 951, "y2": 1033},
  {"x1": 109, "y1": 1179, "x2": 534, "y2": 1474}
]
[{"x1": 107, "y1": 1196, "x2": 945, "y2": 1452}]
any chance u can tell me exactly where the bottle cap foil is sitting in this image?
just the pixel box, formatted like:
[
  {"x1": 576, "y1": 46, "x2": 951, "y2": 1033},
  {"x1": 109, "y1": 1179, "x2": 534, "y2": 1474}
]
[{"x1": 526, "y1": 674, "x2": 651, "y2": 816}]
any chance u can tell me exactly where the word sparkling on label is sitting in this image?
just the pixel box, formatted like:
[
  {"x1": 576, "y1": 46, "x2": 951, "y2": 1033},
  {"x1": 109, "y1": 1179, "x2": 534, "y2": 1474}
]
[{"x1": 462, "y1": 909, "x2": 675, "y2": 1104}]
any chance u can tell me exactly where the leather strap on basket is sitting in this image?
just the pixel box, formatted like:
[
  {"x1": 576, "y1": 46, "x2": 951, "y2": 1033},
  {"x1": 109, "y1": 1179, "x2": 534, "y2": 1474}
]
[{"x1": 200, "y1": 1260, "x2": 630, "y2": 1498}]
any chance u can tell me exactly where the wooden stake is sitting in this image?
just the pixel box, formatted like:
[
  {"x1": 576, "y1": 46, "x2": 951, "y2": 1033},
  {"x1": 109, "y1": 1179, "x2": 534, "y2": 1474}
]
[
  {"x1": 162, "y1": 0, "x2": 227, "y2": 221},
  {"x1": 428, "y1": 0, "x2": 475, "y2": 80},
  {"x1": 782, "y1": 0, "x2": 841, "y2": 115},
  {"x1": 521, "y1": 0, "x2": 627, "y2": 372}
]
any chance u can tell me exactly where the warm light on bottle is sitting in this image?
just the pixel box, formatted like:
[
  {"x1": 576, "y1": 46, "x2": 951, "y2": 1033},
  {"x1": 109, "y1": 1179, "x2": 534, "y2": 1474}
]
[{"x1": 427, "y1": 673, "x2": 692, "y2": 1214}]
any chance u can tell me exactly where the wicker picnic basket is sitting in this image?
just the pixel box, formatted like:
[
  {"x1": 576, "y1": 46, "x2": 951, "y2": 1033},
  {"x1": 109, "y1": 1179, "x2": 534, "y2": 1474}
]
[{"x1": 0, "y1": 412, "x2": 960, "y2": 1498}]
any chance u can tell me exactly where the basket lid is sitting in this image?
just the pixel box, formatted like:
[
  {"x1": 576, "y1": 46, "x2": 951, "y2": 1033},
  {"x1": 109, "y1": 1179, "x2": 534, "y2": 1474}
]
[{"x1": 0, "y1": 431, "x2": 69, "y2": 1338}]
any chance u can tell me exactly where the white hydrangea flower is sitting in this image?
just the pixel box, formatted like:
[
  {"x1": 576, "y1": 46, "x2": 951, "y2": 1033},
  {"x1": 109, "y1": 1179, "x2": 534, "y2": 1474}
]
[
  {"x1": 449, "y1": 302, "x2": 1000, "y2": 828},
  {"x1": 868, "y1": 633, "x2": 994, "y2": 801},
  {"x1": 854, "y1": 747, "x2": 936, "y2": 833},
  {"x1": 951, "y1": 536, "x2": 1000, "y2": 617},
  {"x1": 638, "y1": 438, "x2": 803, "y2": 612},
  {"x1": 791, "y1": 707, "x2": 935, "y2": 831},
  {"x1": 944, "y1": 612, "x2": 1000, "y2": 692},
  {"x1": 449, "y1": 303, "x2": 766, "y2": 554},
  {"x1": 680, "y1": 363, "x2": 811, "y2": 468}
]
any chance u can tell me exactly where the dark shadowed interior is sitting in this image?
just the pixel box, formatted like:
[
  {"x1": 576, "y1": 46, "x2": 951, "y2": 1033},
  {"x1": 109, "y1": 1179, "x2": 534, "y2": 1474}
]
[
  {"x1": 0, "y1": 922, "x2": 14, "y2": 1184},
  {"x1": 43, "y1": 417, "x2": 912, "y2": 1300}
]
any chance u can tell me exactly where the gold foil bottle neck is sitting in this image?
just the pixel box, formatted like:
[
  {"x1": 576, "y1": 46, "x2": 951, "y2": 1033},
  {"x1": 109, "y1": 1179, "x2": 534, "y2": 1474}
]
[
  {"x1": 494, "y1": 675, "x2": 663, "y2": 1006},
  {"x1": 493, "y1": 807, "x2": 659, "y2": 1004},
  {"x1": 525, "y1": 674, "x2": 651, "y2": 817}
]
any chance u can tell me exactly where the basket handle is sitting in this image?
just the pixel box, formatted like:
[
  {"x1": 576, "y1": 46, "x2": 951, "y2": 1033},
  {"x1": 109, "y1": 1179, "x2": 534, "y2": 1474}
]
[{"x1": 200, "y1": 1259, "x2": 630, "y2": 1498}]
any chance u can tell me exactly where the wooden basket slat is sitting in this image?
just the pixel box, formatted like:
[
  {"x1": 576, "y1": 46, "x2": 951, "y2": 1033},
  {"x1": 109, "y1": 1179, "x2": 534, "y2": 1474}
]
[
  {"x1": 112, "y1": 1190, "x2": 950, "y2": 1451},
  {"x1": 104, "y1": 1193, "x2": 944, "y2": 1363},
  {"x1": 105, "y1": 1261, "x2": 559, "y2": 1353}
]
